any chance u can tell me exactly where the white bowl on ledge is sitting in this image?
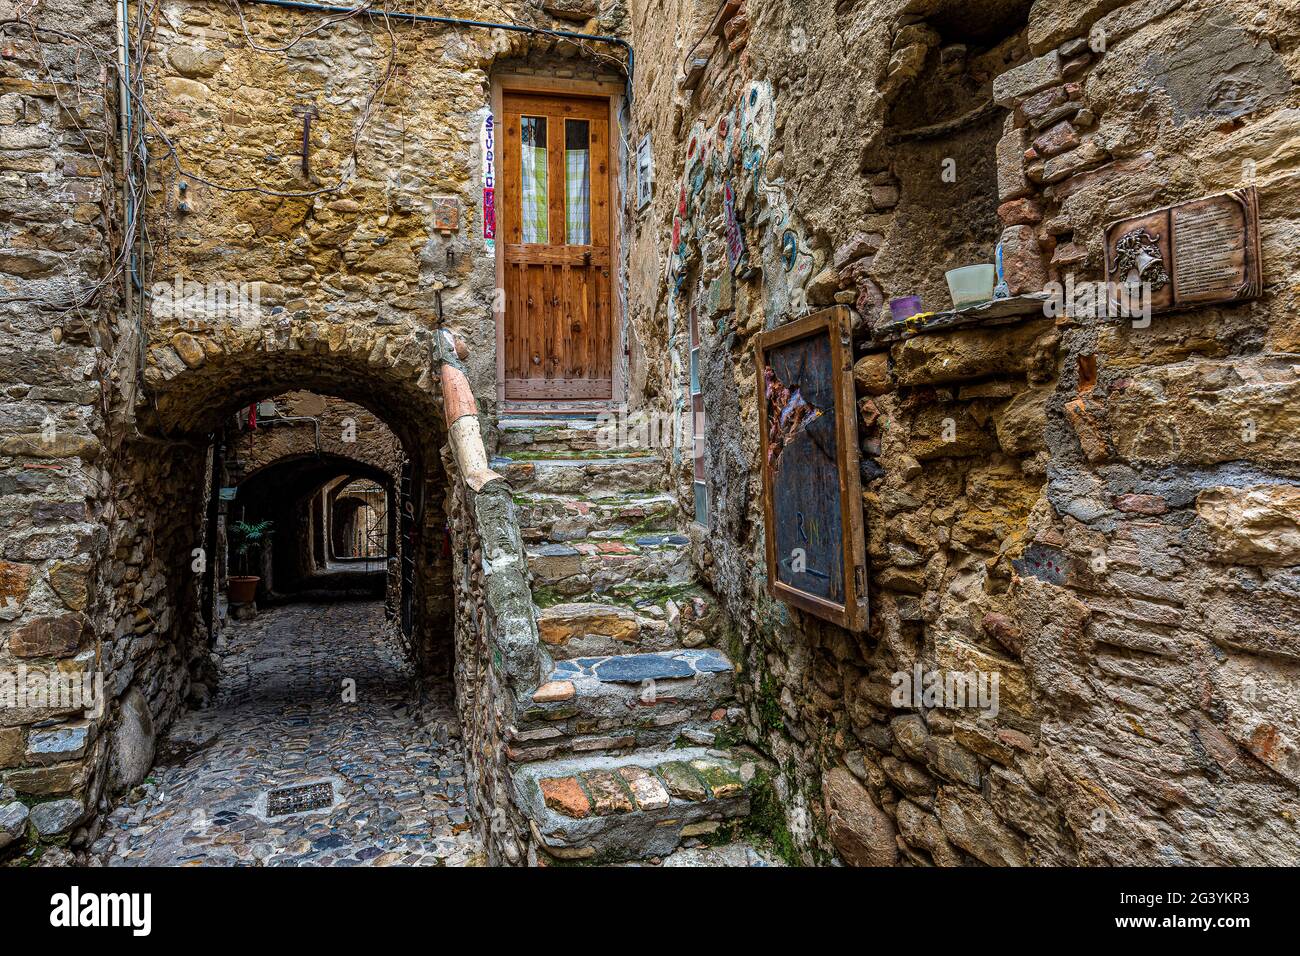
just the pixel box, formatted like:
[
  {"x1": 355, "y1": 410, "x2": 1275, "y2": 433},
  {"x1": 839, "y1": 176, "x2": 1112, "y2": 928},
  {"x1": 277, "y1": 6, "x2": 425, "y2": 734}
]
[{"x1": 945, "y1": 264, "x2": 996, "y2": 309}]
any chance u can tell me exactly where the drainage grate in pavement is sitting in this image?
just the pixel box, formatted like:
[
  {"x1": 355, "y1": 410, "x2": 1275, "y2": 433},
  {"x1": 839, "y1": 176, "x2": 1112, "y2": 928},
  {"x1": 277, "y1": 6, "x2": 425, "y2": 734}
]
[{"x1": 267, "y1": 781, "x2": 335, "y2": 817}]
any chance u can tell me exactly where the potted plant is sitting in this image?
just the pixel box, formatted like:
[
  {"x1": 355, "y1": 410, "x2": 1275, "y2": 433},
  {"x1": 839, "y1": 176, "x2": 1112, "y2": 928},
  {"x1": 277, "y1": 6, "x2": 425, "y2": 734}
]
[{"x1": 227, "y1": 519, "x2": 273, "y2": 605}]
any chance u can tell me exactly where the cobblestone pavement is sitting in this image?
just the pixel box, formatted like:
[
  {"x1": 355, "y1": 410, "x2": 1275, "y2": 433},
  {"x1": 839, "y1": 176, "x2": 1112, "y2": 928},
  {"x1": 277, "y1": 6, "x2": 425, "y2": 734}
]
[{"x1": 91, "y1": 601, "x2": 483, "y2": 867}]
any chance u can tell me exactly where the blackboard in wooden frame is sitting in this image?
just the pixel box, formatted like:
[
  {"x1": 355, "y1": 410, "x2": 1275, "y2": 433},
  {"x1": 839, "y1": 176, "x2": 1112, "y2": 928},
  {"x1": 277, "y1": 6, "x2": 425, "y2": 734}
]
[{"x1": 754, "y1": 306, "x2": 868, "y2": 632}]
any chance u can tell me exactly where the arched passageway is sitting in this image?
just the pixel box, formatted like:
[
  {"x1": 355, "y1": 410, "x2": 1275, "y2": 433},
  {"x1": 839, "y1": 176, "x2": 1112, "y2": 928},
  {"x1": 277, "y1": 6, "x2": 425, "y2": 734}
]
[
  {"x1": 233, "y1": 452, "x2": 395, "y2": 604},
  {"x1": 86, "y1": 333, "x2": 481, "y2": 865},
  {"x1": 121, "y1": 328, "x2": 458, "y2": 679},
  {"x1": 326, "y1": 476, "x2": 390, "y2": 565}
]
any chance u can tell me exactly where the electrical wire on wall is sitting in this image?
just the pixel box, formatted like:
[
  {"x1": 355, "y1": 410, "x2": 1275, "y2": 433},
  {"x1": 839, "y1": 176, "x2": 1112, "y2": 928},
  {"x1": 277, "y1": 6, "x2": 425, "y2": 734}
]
[
  {"x1": 3, "y1": 0, "x2": 631, "y2": 315},
  {"x1": 0, "y1": 1, "x2": 161, "y2": 508},
  {"x1": 151, "y1": 0, "x2": 631, "y2": 201}
]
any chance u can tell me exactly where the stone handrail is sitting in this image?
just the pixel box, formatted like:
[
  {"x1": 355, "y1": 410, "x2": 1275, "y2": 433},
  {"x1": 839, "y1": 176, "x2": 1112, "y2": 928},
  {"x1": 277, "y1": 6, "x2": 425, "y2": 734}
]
[{"x1": 433, "y1": 329, "x2": 543, "y2": 691}]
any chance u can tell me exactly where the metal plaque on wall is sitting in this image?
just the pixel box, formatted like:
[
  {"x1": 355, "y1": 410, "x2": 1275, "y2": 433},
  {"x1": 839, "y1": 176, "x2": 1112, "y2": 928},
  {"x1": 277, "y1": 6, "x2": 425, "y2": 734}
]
[{"x1": 1103, "y1": 186, "x2": 1262, "y2": 314}]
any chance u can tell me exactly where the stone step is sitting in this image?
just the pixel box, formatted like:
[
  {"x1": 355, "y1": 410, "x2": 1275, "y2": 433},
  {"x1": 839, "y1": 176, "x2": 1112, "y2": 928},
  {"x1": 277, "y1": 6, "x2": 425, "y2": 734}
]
[
  {"x1": 537, "y1": 602, "x2": 673, "y2": 659},
  {"x1": 508, "y1": 649, "x2": 738, "y2": 764},
  {"x1": 493, "y1": 455, "x2": 665, "y2": 496},
  {"x1": 526, "y1": 535, "x2": 692, "y2": 592},
  {"x1": 535, "y1": 589, "x2": 721, "y2": 658},
  {"x1": 513, "y1": 490, "x2": 679, "y2": 541},
  {"x1": 543, "y1": 578, "x2": 717, "y2": 613},
  {"x1": 498, "y1": 417, "x2": 606, "y2": 455},
  {"x1": 622, "y1": 841, "x2": 786, "y2": 867},
  {"x1": 512, "y1": 746, "x2": 758, "y2": 863}
]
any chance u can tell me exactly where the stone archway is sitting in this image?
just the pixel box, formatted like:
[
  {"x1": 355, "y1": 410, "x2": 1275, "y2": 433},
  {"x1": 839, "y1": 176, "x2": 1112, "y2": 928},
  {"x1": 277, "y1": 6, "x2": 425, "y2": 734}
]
[
  {"x1": 234, "y1": 453, "x2": 395, "y2": 605},
  {"x1": 132, "y1": 317, "x2": 453, "y2": 664},
  {"x1": 325, "y1": 476, "x2": 388, "y2": 562},
  {"x1": 65, "y1": 320, "x2": 459, "y2": 792},
  {"x1": 47, "y1": 319, "x2": 497, "y2": 864}
]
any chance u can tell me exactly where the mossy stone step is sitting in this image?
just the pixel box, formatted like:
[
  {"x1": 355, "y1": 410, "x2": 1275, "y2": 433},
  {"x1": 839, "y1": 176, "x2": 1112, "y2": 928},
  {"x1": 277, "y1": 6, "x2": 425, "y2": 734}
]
[
  {"x1": 551, "y1": 648, "x2": 732, "y2": 684},
  {"x1": 525, "y1": 537, "x2": 692, "y2": 589},
  {"x1": 512, "y1": 747, "x2": 756, "y2": 862},
  {"x1": 513, "y1": 491, "x2": 679, "y2": 541},
  {"x1": 493, "y1": 455, "x2": 664, "y2": 496}
]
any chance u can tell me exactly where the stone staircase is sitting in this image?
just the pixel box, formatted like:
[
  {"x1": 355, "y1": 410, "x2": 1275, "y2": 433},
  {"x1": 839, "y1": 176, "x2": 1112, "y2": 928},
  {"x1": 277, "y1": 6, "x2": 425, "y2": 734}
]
[{"x1": 491, "y1": 417, "x2": 771, "y2": 865}]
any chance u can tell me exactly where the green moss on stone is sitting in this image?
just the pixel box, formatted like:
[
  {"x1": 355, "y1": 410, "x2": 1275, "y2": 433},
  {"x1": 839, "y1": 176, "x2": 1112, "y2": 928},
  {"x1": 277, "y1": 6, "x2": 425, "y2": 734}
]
[
  {"x1": 742, "y1": 767, "x2": 800, "y2": 867},
  {"x1": 711, "y1": 722, "x2": 745, "y2": 749},
  {"x1": 758, "y1": 672, "x2": 784, "y2": 733}
]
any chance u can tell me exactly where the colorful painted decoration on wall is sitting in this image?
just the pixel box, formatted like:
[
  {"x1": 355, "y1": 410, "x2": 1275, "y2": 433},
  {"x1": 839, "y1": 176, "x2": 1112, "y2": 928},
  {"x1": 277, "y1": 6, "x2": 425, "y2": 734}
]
[
  {"x1": 723, "y1": 180, "x2": 745, "y2": 273},
  {"x1": 666, "y1": 81, "x2": 813, "y2": 308},
  {"x1": 636, "y1": 133, "x2": 653, "y2": 209},
  {"x1": 754, "y1": 306, "x2": 868, "y2": 632}
]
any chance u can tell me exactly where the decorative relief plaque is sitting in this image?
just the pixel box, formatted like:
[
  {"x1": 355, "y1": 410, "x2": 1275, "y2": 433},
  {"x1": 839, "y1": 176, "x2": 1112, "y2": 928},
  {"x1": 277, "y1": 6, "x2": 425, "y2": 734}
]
[{"x1": 1104, "y1": 187, "x2": 1262, "y2": 313}]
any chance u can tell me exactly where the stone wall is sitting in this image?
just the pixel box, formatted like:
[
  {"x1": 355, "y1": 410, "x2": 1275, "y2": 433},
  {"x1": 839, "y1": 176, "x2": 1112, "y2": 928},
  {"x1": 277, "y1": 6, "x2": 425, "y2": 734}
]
[
  {"x1": 138, "y1": 0, "x2": 628, "y2": 425},
  {"x1": 226, "y1": 392, "x2": 402, "y2": 603},
  {"x1": 626, "y1": 0, "x2": 1300, "y2": 865},
  {"x1": 0, "y1": 0, "x2": 141, "y2": 852},
  {"x1": 437, "y1": 334, "x2": 545, "y2": 865},
  {"x1": 447, "y1": 474, "x2": 546, "y2": 864},
  {"x1": 235, "y1": 391, "x2": 401, "y2": 481}
]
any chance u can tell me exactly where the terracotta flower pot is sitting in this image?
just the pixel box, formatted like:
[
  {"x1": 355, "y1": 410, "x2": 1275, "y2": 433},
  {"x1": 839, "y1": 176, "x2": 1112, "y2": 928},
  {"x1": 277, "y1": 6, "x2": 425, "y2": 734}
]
[{"x1": 227, "y1": 576, "x2": 259, "y2": 605}]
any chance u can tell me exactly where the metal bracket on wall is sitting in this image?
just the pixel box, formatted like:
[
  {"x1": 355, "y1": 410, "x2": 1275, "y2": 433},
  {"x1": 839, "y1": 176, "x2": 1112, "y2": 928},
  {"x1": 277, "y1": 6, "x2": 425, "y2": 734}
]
[{"x1": 292, "y1": 104, "x2": 320, "y2": 178}]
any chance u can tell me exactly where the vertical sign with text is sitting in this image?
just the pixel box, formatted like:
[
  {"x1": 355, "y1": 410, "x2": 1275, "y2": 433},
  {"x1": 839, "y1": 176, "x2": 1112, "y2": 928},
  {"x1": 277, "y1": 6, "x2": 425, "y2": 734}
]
[{"x1": 481, "y1": 111, "x2": 496, "y2": 253}]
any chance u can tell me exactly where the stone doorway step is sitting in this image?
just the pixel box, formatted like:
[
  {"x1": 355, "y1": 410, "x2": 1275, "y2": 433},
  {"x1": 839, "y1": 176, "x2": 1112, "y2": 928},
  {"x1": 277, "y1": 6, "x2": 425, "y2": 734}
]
[{"x1": 495, "y1": 417, "x2": 778, "y2": 865}]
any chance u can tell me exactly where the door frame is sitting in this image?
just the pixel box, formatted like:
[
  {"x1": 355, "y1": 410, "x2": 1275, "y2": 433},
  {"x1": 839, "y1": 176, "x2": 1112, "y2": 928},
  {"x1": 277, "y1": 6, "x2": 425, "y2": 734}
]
[{"x1": 491, "y1": 73, "x2": 627, "y2": 414}]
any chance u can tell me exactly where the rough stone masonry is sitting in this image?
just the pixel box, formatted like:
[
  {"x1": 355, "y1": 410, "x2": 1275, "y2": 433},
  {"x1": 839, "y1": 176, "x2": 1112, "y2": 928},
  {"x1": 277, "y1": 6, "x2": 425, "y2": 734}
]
[{"x1": 1, "y1": 0, "x2": 1298, "y2": 867}]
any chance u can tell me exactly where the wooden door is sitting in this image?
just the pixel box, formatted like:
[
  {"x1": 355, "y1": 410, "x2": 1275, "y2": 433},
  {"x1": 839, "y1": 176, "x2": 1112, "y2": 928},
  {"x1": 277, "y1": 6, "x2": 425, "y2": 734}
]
[{"x1": 501, "y1": 92, "x2": 613, "y2": 401}]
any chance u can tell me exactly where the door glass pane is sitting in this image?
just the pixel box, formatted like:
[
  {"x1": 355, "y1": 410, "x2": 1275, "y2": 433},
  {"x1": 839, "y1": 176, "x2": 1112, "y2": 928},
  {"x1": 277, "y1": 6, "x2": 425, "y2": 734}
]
[
  {"x1": 520, "y1": 116, "x2": 548, "y2": 244},
  {"x1": 565, "y1": 119, "x2": 590, "y2": 245}
]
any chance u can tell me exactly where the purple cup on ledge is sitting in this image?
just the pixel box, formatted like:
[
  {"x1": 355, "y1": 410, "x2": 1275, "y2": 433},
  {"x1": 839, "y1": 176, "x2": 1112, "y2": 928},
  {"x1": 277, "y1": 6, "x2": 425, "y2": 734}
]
[{"x1": 890, "y1": 295, "x2": 923, "y2": 322}]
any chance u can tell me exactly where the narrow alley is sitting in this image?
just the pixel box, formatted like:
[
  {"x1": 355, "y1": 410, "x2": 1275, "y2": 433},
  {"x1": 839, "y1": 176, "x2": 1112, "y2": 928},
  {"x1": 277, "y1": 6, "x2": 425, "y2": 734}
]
[{"x1": 90, "y1": 602, "x2": 482, "y2": 867}]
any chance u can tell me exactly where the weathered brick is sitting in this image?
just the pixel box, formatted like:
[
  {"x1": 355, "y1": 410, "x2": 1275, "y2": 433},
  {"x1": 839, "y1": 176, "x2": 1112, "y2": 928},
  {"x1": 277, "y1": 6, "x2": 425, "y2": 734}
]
[
  {"x1": 993, "y1": 51, "x2": 1062, "y2": 106},
  {"x1": 996, "y1": 127, "x2": 1032, "y2": 201},
  {"x1": 539, "y1": 776, "x2": 591, "y2": 818},
  {"x1": 9, "y1": 613, "x2": 87, "y2": 658},
  {"x1": 582, "y1": 769, "x2": 634, "y2": 815},
  {"x1": 531, "y1": 680, "x2": 575, "y2": 703},
  {"x1": 0, "y1": 560, "x2": 35, "y2": 610},
  {"x1": 618, "y1": 765, "x2": 670, "y2": 810},
  {"x1": 659, "y1": 761, "x2": 707, "y2": 801}
]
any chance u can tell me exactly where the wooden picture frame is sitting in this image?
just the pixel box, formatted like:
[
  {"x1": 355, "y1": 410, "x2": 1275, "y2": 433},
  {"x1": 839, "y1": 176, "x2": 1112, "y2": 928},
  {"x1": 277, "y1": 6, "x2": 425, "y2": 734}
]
[{"x1": 754, "y1": 306, "x2": 868, "y2": 632}]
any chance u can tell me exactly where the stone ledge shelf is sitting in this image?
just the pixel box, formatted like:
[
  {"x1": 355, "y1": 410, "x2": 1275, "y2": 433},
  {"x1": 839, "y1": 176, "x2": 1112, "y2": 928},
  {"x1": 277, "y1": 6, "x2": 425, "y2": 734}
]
[{"x1": 869, "y1": 292, "x2": 1053, "y2": 345}]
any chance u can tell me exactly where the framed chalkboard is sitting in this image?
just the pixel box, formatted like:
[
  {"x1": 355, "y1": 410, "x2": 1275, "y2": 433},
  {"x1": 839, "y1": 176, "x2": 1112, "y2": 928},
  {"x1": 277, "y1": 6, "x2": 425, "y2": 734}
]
[{"x1": 754, "y1": 306, "x2": 868, "y2": 631}]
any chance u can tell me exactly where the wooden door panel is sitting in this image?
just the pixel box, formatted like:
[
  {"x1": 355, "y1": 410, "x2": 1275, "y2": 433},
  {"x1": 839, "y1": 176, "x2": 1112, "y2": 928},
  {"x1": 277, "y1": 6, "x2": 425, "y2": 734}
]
[
  {"x1": 566, "y1": 262, "x2": 584, "y2": 381},
  {"x1": 501, "y1": 91, "x2": 613, "y2": 401}
]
